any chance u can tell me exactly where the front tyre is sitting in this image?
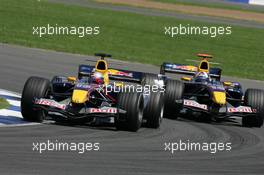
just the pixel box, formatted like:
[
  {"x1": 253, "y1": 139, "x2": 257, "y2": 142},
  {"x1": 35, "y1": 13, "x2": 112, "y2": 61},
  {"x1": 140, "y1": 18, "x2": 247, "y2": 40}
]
[
  {"x1": 242, "y1": 115, "x2": 263, "y2": 128},
  {"x1": 115, "y1": 92, "x2": 144, "y2": 132},
  {"x1": 164, "y1": 80, "x2": 184, "y2": 119},
  {"x1": 141, "y1": 73, "x2": 158, "y2": 86},
  {"x1": 21, "y1": 76, "x2": 50, "y2": 122},
  {"x1": 242, "y1": 89, "x2": 264, "y2": 127},
  {"x1": 144, "y1": 92, "x2": 164, "y2": 128}
]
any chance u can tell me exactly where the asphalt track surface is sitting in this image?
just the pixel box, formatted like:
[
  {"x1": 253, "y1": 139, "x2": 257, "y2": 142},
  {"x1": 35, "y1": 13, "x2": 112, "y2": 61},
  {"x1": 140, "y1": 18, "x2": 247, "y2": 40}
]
[
  {"x1": 47, "y1": 0, "x2": 264, "y2": 29},
  {"x1": 1, "y1": 44, "x2": 264, "y2": 175}
]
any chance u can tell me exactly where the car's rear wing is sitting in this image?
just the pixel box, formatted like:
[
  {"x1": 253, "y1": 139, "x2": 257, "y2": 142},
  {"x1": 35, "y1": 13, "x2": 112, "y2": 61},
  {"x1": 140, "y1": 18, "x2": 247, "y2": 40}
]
[
  {"x1": 78, "y1": 64, "x2": 143, "y2": 83},
  {"x1": 78, "y1": 64, "x2": 94, "y2": 77},
  {"x1": 160, "y1": 62, "x2": 222, "y2": 79},
  {"x1": 108, "y1": 69, "x2": 143, "y2": 83}
]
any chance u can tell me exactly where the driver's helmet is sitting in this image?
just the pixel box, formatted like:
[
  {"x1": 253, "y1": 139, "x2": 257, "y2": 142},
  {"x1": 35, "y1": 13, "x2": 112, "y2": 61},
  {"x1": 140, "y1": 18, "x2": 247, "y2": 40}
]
[
  {"x1": 194, "y1": 71, "x2": 210, "y2": 82},
  {"x1": 91, "y1": 72, "x2": 104, "y2": 84}
]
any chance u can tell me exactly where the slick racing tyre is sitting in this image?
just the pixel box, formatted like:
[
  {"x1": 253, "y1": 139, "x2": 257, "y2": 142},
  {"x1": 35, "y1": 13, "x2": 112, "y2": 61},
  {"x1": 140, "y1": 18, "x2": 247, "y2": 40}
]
[
  {"x1": 141, "y1": 73, "x2": 158, "y2": 86},
  {"x1": 243, "y1": 89, "x2": 264, "y2": 127},
  {"x1": 21, "y1": 76, "x2": 51, "y2": 122},
  {"x1": 242, "y1": 115, "x2": 263, "y2": 128},
  {"x1": 144, "y1": 92, "x2": 164, "y2": 129},
  {"x1": 115, "y1": 92, "x2": 144, "y2": 132},
  {"x1": 164, "y1": 80, "x2": 184, "y2": 119},
  {"x1": 160, "y1": 64, "x2": 165, "y2": 75}
]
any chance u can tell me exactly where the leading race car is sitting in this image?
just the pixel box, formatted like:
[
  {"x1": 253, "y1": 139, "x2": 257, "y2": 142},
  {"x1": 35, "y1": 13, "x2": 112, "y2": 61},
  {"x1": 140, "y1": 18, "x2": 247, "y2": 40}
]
[
  {"x1": 21, "y1": 53, "x2": 164, "y2": 131},
  {"x1": 160, "y1": 53, "x2": 264, "y2": 127}
]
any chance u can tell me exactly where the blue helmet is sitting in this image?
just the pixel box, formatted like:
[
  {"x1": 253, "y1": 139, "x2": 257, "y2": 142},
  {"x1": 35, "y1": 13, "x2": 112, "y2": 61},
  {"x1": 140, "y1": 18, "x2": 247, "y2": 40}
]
[{"x1": 194, "y1": 72, "x2": 210, "y2": 83}]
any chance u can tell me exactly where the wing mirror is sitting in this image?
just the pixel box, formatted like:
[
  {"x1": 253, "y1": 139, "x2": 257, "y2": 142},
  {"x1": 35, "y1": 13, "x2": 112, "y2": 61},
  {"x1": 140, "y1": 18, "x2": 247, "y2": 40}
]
[
  {"x1": 67, "y1": 76, "x2": 76, "y2": 82},
  {"x1": 223, "y1": 81, "x2": 232, "y2": 86},
  {"x1": 181, "y1": 77, "x2": 191, "y2": 81}
]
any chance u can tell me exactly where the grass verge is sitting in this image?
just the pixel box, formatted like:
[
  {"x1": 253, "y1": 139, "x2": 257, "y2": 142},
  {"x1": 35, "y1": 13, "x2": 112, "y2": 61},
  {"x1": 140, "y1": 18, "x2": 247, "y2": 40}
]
[
  {"x1": 0, "y1": 0, "x2": 264, "y2": 80},
  {"x1": 0, "y1": 98, "x2": 10, "y2": 109}
]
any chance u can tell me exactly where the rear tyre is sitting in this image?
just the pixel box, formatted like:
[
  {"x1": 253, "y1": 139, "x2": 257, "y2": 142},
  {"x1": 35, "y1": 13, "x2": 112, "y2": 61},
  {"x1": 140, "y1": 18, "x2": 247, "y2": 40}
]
[
  {"x1": 243, "y1": 89, "x2": 264, "y2": 127},
  {"x1": 115, "y1": 92, "x2": 144, "y2": 132},
  {"x1": 141, "y1": 73, "x2": 158, "y2": 86},
  {"x1": 144, "y1": 92, "x2": 164, "y2": 128},
  {"x1": 21, "y1": 76, "x2": 50, "y2": 122},
  {"x1": 164, "y1": 80, "x2": 184, "y2": 119}
]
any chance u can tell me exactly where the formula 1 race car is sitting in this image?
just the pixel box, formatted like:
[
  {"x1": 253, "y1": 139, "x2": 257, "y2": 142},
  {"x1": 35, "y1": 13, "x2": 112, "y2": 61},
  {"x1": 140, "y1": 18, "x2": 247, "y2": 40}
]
[
  {"x1": 21, "y1": 53, "x2": 164, "y2": 131},
  {"x1": 160, "y1": 53, "x2": 264, "y2": 127}
]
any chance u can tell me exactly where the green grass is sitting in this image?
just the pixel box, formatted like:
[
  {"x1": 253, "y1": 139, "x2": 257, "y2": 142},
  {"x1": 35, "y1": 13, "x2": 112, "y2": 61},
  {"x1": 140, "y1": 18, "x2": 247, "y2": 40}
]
[
  {"x1": 152, "y1": 0, "x2": 264, "y2": 13},
  {"x1": 0, "y1": 98, "x2": 10, "y2": 109},
  {"x1": 1, "y1": 0, "x2": 264, "y2": 80}
]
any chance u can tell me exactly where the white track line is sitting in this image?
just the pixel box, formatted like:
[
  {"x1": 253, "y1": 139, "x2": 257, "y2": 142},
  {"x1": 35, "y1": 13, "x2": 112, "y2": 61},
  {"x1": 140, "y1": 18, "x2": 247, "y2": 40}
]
[
  {"x1": 0, "y1": 89, "x2": 40, "y2": 127},
  {"x1": 0, "y1": 109, "x2": 22, "y2": 118},
  {"x1": 6, "y1": 99, "x2": 20, "y2": 107},
  {"x1": 0, "y1": 89, "x2": 21, "y2": 97}
]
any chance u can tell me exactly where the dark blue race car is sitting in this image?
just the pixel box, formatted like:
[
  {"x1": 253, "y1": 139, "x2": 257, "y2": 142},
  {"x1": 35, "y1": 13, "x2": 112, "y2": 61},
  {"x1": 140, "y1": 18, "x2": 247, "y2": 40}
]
[{"x1": 160, "y1": 54, "x2": 264, "y2": 127}]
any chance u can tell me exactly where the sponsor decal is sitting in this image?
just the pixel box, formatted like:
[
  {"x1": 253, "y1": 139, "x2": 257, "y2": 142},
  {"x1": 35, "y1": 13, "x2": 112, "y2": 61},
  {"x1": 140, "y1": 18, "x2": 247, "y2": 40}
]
[
  {"x1": 210, "y1": 85, "x2": 225, "y2": 91},
  {"x1": 184, "y1": 100, "x2": 208, "y2": 110},
  {"x1": 228, "y1": 106, "x2": 256, "y2": 113},
  {"x1": 171, "y1": 65, "x2": 197, "y2": 71},
  {"x1": 76, "y1": 83, "x2": 91, "y2": 89},
  {"x1": 113, "y1": 71, "x2": 133, "y2": 78},
  {"x1": 35, "y1": 99, "x2": 66, "y2": 110},
  {"x1": 89, "y1": 107, "x2": 117, "y2": 114}
]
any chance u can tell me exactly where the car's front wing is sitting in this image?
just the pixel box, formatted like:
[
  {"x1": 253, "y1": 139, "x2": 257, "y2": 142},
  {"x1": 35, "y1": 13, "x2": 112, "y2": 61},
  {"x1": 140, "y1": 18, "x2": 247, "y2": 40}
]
[
  {"x1": 177, "y1": 99, "x2": 258, "y2": 117},
  {"x1": 34, "y1": 98, "x2": 125, "y2": 120}
]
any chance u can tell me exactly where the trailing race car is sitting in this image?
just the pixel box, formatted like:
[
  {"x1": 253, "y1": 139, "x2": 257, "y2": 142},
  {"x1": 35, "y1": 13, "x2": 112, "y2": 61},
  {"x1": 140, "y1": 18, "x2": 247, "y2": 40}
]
[
  {"x1": 21, "y1": 53, "x2": 164, "y2": 131},
  {"x1": 160, "y1": 53, "x2": 264, "y2": 127}
]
